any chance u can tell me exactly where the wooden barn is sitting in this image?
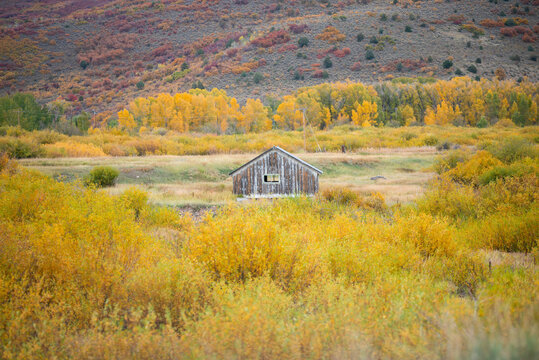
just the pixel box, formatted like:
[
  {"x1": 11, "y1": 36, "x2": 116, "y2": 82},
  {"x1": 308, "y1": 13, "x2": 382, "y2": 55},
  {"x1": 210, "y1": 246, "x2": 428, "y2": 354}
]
[{"x1": 230, "y1": 146, "x2": 322, "y2": 198}]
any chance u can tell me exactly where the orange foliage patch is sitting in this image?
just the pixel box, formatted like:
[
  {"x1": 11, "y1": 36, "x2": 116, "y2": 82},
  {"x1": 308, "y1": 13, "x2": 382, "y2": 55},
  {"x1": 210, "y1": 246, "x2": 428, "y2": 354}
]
[{"x1": 315, "y1": 26, "x2": 346, "y2": 44}]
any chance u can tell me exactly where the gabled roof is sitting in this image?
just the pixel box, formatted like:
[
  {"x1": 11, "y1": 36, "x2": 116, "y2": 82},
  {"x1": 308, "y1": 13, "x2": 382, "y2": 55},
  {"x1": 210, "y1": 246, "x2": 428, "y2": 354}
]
[{"x1": 229, "y1": 146, "x2": 323, "y2": 176}]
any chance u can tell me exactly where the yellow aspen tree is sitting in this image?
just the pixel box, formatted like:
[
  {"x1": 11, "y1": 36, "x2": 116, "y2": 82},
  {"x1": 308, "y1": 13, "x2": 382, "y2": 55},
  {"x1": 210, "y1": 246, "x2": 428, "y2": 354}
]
[
  {"x1": 509, "y1": 101, "x2": 519, "y2": 118},
  {"x1": 118, "y1": 109, "x2": 136, "y2": 130},
  {"x1": 529, "y1": 101, "x2": 537, "y2": 124},
  {"x1": 400, "y1": 104, "x2": 416, "y2": 126},
  {"x1": 424, "y1": 107, "x2": 436, "y2": 125},
  {"x1": 498, "y1": 98, "x2": 509, "y2": 119},
  {"x1": 169, "y1": 111, "x2": 185, "y2": 132},
  {"x1": 351, "y1": 100, "x2": 378, "y2": 127},
  {"x1": 241, "y1": 99, "x2": 271, "y2": 133}
]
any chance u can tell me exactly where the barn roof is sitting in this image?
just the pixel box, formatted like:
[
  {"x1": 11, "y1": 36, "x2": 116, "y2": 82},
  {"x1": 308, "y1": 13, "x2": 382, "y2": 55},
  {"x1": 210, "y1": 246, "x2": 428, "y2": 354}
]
[{"x1": 229, "y1": 146, "x2": 323, "y2": 176}]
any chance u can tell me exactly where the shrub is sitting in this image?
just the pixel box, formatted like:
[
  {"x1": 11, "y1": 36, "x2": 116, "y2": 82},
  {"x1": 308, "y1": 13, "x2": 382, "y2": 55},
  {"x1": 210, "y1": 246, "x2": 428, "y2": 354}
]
[
  {"x1": 312, "y1": 70, "x2": 328, "y2": 78},
  {"x1": 44, "y1": 142, "x2": 106, "y2": 157},
  {"x1": 0, "y1": 138, "x2": 43, "y2": 158},
  {"x1": 80, "y1": 60, "x2": 89, "y2": 69},
  {"x1": 288, "y1": 23, "x2": 308, "y2": 34},
  {"x1": 136, "y1": 81, "x2": 144, "y2": 90},
  {"x1": 404, "y1": 25, "x2": 412, "y2": 32},
  {"x1": 356, "y1": 33, "x2": 364, "y2": 42},
  {"x1": 495, "y1": 67, "x2": 506, "y2": 80},
  {"x1": 323, "y1": 56, "x2": 333, "y2": 68},
  {"x1": 461, "y1": 24, "x2": 485, "y2": 36},
  {"x1": 251, "y1": 30, "x2": 291, "y2": 48},
  {"x1": 446, "y1": 151, "x2": 503, "y2": 185},
  {"x1": 467, "y1": 64, "x2": 477, "y2": 73},
  {"x1": 505, "y1": 18, "x2": 517, "y2": 26},
  {"x1": 442, "y1": 59, "x2": 453, "y2": 69},
  {"x1": 120, "y1": 186, "x2": 148, "y2": 219},
  {"x1": 455, "y1": 68, "x2": 463, "y2": 76},
  {"x1": 522, "y1": 34, "x2": 537, "y2": 43},
  {"x1": 298, "y1": 37, "x2": 309, "y2": 47},
  {"x1": 253, "y1": 72, "x2": 263, "y2": 84},
  {"x1": 475, "y1": 57, "x2": 482, "y2": 63},
  {"x1": 477, "y1": 116, "x2": 488, "y2": 128},
  {"x1": 423, "y1": 135, "x2": 439, "y2": 146},
  {"x1": 510, "y1": 54, "x2": 520, "y2": 62},
  {"x1": 433, "y1": 150, "x2": 470, "y2": 174},
  {"x1": 487, "y1": 137, "x2": 537, "y2": 164},
  {"x1": 192, "y1": 80, "x2": 205, "y2": 89},
  {"x1": 315, "y1": 26, "x2": 346, "y2": 43},
  {"x1": 365, "y1": 50, "x2": 374, "y2": 60},
  {"x1": 465, "y1": 208, "x2": 538, "y2": 253},
  {"x1": 350, "y1": 61, "x2": 361, "y2": 71},
  {"x1": 501, "y1": 27, "x2": 518, "y2": 37},
  {"x1": 293, "y1": 70, "x2": 304, "y2": 80},
  {"x1": 478, "y1": 166, "x2": 518, "y2": 185},
  {"x1": 85, "y1": 166, "x2": 120, "y2": 187}
]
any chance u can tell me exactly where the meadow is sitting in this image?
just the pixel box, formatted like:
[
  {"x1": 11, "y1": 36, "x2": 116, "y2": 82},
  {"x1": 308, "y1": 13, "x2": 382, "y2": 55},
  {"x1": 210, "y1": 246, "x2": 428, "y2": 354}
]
[
  {"x1": 0, "y1": 132, "x2": 538, "y2": 359},
  {"x1": 1, "y1": 123, "x2": 537, "y2": 158},
  {"x1": 20, "y1": 149, "x2": 435, "y2": 206}
]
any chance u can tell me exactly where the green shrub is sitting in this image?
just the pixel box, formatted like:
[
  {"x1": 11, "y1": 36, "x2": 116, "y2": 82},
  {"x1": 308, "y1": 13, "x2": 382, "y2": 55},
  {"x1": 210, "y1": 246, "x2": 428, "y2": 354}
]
[
  {"x1": 253, "y1": 72, "x2": 263, "y2": 84},
  {"x1": 0, "y1": 138, "x2": 43, "y2": 158},
  {"x1": 192, "y1": 80, "x2": 205, "y2": 89},
  {"x1": 433, "y1": 149, "x2": 469, "y2": 173},
  {"x1": 442, "y1": 60, "x2": 453, "y2": 69},
  {"x1": 510, "y1": 55, "x2": 520, "y2": 62},
  {"x1": 136, "y1": 81, "x2": 145, "y2": 90},
  {"x1": 323, "y1": 56, "x2": 333, "y2": 68},
  {"x1": 488, "y1": 137, "x2": 537, "y2": 164},
  {"x1": 423, "y1": 135, "x2": 439, "y2": 146},
  {"x1": 356, "y1": 33, "x2": 364, "y2": 42},
  {"x1": 477, "y1": 116, "x2": 488, "y2": 128},
  {"x1": 467, "y1": 64, "x2": 477, "y2": 73},
  {"x1": 504, "y1": 18, "x2": 517, "y2": 26},
  {"x1": 404, "y1": 25, "x2": 412, "y2": 32},
  {"x1": 365, "y1": 50, "x2": 374, "y2": 60},
  {"x1": 478, "y1": 166, "x2": 518, "y2": 185},
  {"x1": 298, "y1": 37, "x2": 309, "y2": 47},
  {"x1": 85, "y1": 166, "x2": 120, "y2": 187}
]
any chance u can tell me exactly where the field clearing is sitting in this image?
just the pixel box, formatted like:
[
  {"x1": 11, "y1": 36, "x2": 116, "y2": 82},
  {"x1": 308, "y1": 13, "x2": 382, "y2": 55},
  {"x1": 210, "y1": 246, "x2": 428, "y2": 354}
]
[{"x1": 20, "y1": 148, "x2": 438, "y2": 206}]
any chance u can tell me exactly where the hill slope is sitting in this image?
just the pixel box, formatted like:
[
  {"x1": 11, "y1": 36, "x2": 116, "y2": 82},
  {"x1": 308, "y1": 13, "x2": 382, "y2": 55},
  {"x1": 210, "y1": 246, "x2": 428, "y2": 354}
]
[{"x1": 1, "y1": 0, "x2": 538, "y2": 116}]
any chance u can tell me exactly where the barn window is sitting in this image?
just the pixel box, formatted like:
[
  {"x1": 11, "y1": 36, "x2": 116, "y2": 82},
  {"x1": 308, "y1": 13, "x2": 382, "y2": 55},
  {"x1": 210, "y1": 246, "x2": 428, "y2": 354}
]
[{"x1": 264, "y1": 174, "x2": 280, "y2": 183}]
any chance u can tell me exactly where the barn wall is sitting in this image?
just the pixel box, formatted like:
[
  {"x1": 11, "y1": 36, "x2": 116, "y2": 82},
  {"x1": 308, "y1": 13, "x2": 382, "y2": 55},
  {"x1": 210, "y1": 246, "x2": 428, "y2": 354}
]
[{"x1": 232, "y1": 150, "x2": 319, "y2": 196}]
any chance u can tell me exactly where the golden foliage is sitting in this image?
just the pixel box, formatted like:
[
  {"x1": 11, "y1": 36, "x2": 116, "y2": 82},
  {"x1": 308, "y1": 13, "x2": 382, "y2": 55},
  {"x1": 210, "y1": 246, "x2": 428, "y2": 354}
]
[
  {"x1": 0, "y1": 140, "x2": 538, "y2": 357},
  {"x1": 315, "y1": 26, "x2": 346, "y2": 43}
]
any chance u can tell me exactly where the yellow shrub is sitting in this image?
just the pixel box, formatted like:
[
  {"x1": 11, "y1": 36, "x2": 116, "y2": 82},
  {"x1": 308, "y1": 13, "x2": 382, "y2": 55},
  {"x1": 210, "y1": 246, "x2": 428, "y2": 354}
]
[
  {"x1": 463, "y1": 207, "x2": 539, "y2": 253},
  {"x1": 446, "y1": 150, "x2": 503, "y2": 185},
  {"x1": 44, "y1": 141, "x2": 106, "y2": 157},
  {"x1": 394, "y1": 212, "x2": 457, "y2": 258}
]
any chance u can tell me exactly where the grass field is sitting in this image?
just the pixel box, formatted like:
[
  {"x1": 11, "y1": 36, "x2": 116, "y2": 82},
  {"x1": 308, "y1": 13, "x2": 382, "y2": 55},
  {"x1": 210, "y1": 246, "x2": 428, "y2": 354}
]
[{"x1": 20, "y1": 148, "x2": 438, "y2": 206}]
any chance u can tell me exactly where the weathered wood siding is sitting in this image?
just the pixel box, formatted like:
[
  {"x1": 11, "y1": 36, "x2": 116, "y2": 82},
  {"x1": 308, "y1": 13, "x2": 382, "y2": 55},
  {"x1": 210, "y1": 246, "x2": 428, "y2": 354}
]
[{"x1": 232, "y1": 150, "x2": 319, "y2": 196}]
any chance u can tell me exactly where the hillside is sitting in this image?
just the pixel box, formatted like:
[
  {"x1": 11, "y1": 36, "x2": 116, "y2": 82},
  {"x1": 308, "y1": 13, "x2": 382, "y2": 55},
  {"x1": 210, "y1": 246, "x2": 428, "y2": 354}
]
[{"x1": 1, "y1": 0, "x2": 538, "y2": 119}]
